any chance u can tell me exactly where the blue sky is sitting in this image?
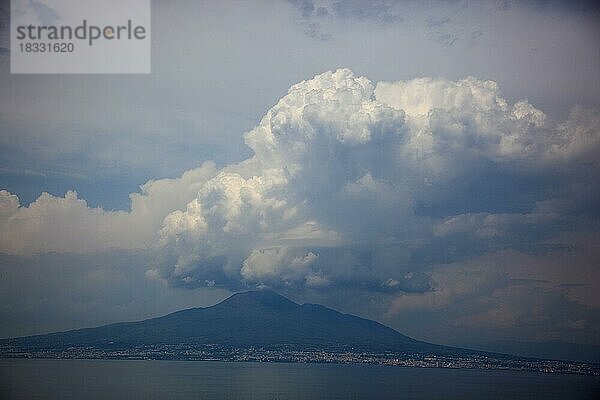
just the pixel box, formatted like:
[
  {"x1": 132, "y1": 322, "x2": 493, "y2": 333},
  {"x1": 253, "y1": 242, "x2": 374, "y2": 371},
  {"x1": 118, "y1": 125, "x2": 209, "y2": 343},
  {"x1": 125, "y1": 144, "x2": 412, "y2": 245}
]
[{"x1": 0, "y1": 0, "x2": 599, "y2": 354}]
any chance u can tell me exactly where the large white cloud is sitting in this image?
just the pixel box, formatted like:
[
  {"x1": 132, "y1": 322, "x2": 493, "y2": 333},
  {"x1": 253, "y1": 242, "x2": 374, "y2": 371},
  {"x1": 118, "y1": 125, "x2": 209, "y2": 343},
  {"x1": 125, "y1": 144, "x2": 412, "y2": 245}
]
[
  {"x1": 151, "y1": 69, "x2": 599, "y2": 290},
  {"x1": 1, "y1": 69, "x2": 598, "y2": 295}
]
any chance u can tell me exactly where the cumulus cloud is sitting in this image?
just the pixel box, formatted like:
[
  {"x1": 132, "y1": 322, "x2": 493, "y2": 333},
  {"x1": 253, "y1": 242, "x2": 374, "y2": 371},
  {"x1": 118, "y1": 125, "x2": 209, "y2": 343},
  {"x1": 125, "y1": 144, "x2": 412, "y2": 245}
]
[
  {"x1": 1, "y1": 69, "x2": 599, "y2": 300},
  {"x1": 144, "y1": 69, "x2": 599, "y2": 297},
  {"x1": 0, "y1": 162, "x2": 217, "y2": 253},
  {"x1": 241, "y1": 248, "x2": 319, "y2": 285}
]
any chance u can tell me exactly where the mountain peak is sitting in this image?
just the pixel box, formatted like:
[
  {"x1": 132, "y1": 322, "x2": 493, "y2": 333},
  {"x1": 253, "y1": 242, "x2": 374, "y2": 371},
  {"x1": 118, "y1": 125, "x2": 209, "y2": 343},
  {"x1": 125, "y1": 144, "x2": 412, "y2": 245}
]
[{"x1": 221, "y1": 289, "x2": 298, "y2": 310}]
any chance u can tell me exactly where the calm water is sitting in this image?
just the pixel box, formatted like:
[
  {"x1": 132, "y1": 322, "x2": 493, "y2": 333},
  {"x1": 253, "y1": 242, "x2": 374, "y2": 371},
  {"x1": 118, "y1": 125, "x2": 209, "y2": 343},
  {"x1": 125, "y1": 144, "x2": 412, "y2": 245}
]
[{"x1": 1, "y1": 358, "x2": 599, "y2": 400}]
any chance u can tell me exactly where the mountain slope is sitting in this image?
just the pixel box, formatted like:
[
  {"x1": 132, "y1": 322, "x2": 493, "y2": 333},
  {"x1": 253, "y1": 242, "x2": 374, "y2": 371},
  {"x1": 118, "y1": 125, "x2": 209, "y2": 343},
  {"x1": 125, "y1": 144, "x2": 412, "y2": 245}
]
[{"x1": 2, "y1": 290, "x2": 451, "y2": 354}]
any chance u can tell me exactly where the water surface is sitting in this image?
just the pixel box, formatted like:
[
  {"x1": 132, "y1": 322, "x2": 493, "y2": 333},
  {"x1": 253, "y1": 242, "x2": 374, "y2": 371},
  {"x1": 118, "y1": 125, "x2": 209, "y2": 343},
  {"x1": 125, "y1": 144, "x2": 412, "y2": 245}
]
[{"x1": 1, "y1": 358, "x2": 599, "y2": 399}]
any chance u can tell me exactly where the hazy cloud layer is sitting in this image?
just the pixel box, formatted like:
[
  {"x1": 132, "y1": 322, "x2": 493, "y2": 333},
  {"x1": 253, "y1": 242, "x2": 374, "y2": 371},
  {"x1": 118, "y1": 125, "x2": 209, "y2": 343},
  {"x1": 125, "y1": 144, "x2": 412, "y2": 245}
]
[{"x1": 0, "y1": 250, "x2": 229, "y2": 338}]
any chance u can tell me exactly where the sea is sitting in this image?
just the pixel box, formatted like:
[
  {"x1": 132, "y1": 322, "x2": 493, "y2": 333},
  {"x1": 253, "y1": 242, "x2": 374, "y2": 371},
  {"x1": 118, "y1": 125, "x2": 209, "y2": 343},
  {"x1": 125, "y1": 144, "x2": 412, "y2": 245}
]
[{"x1": 1, "y1": 358, "x2": 599, "y2": 400}]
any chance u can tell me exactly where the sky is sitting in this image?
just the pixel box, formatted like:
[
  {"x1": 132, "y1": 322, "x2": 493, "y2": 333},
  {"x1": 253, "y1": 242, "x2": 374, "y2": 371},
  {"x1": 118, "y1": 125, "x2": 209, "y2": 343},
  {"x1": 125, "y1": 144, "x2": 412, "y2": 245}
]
[{"x1": 0, "y1": 0, "x2": 599, "y2": 354}]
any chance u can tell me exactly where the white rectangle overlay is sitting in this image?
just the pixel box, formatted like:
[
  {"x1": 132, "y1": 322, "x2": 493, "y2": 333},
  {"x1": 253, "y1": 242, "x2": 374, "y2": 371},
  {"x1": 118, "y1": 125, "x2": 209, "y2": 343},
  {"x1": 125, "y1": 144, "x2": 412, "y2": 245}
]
[{"x1": 11, "y1": 0, "x2": 150, "y2": 74}]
